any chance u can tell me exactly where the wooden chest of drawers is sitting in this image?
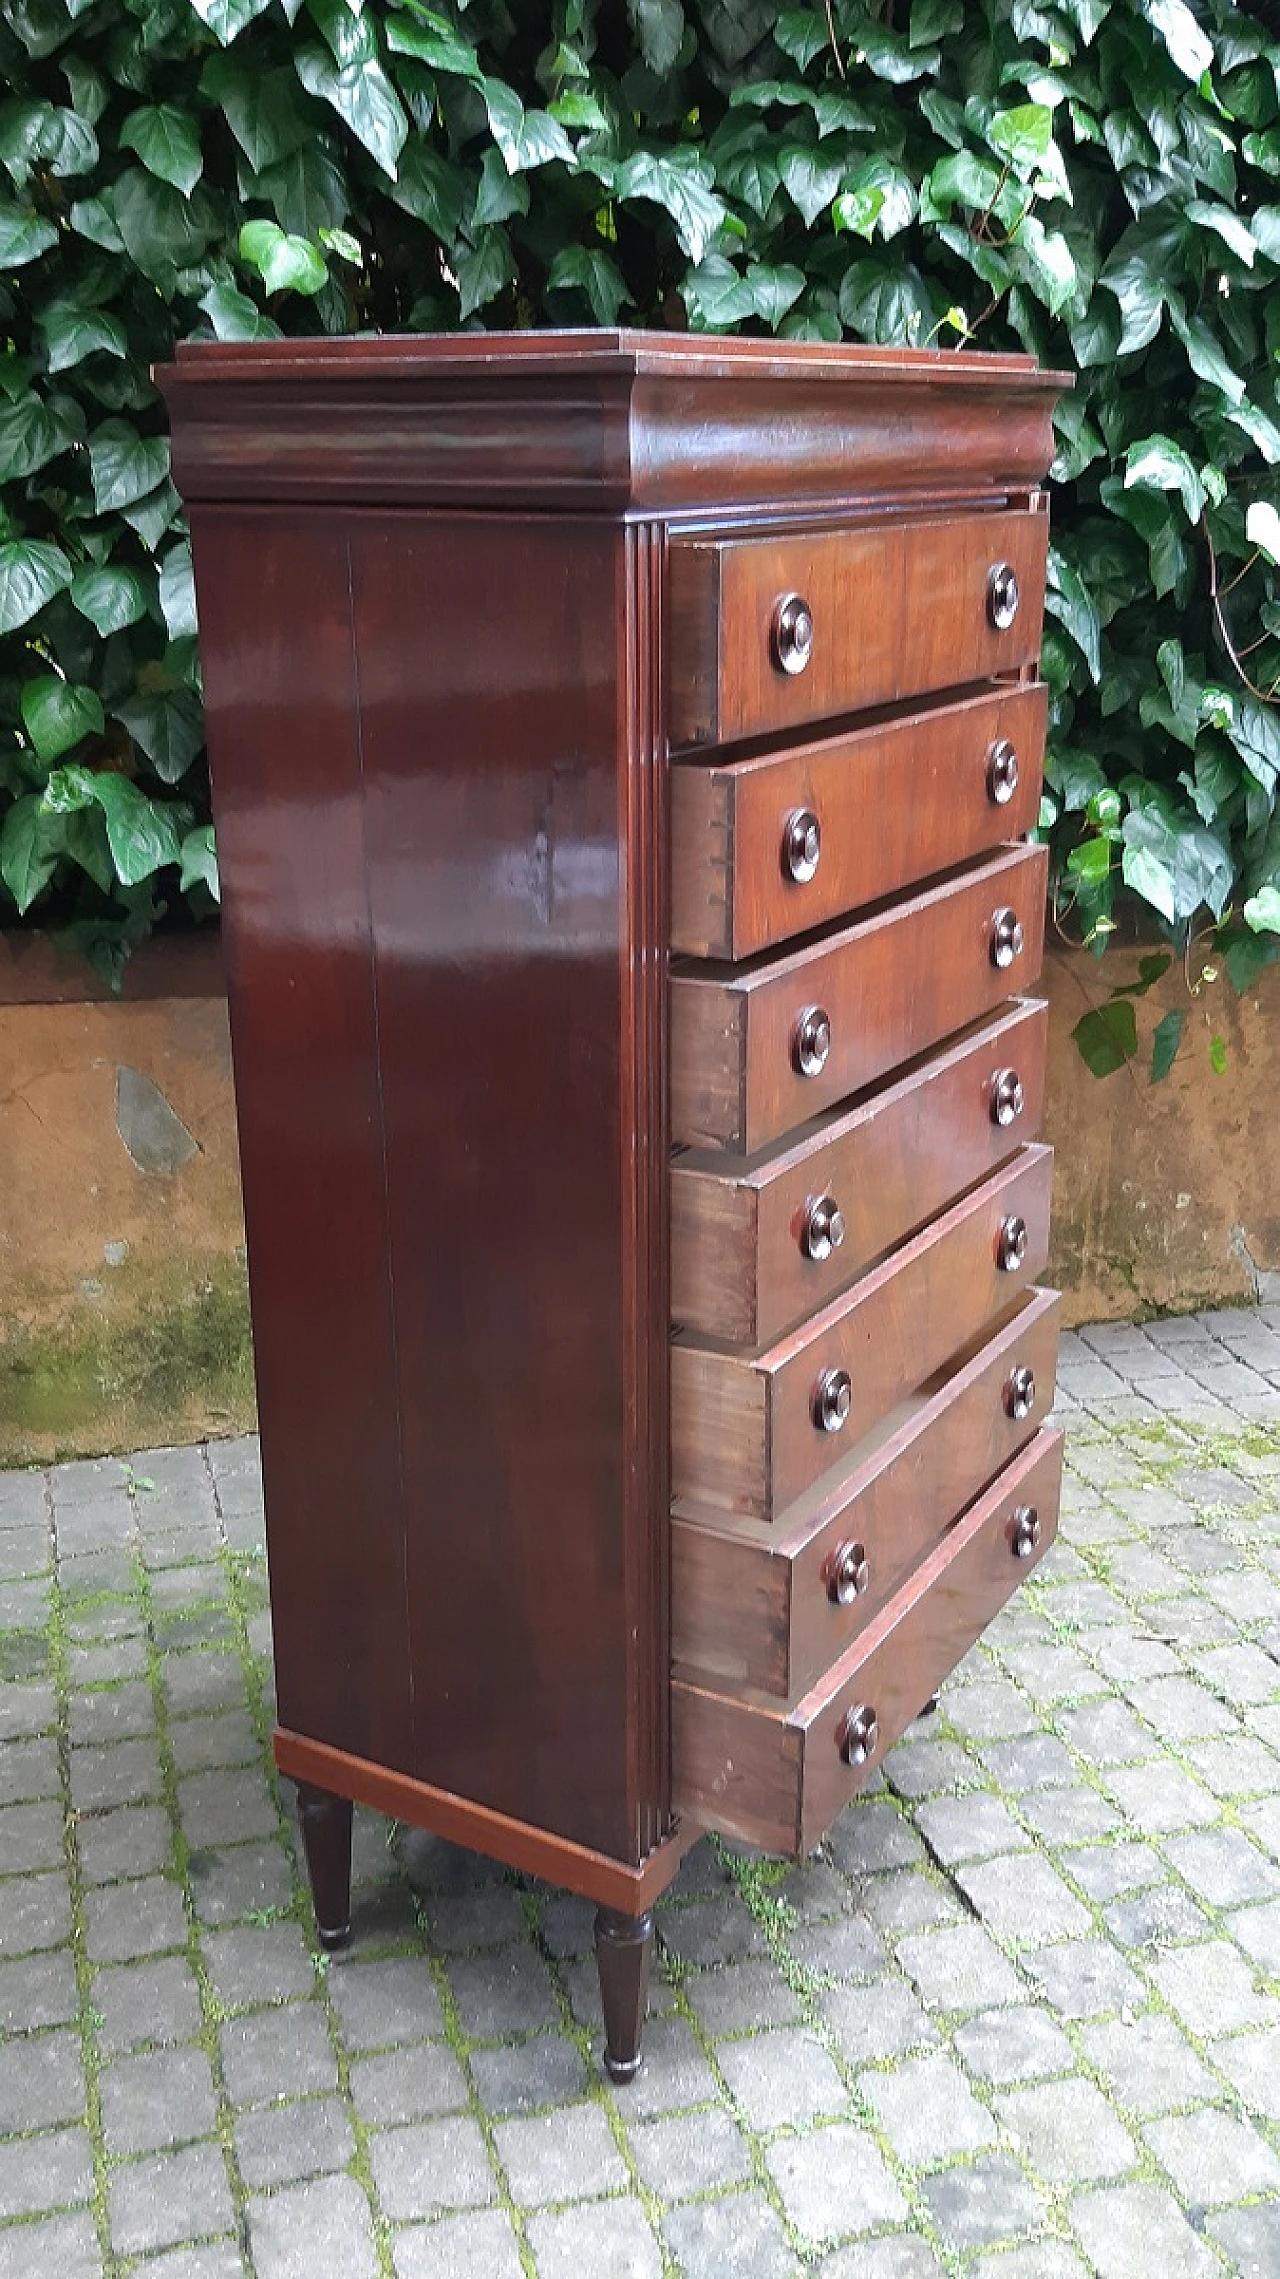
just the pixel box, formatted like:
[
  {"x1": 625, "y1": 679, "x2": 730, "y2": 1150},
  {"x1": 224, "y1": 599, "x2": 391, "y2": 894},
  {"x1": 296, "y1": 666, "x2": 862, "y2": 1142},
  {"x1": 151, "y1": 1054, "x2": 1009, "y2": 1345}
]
[{"x1": 161, "y1": 330, "x2": 1066, "y2": 2083}]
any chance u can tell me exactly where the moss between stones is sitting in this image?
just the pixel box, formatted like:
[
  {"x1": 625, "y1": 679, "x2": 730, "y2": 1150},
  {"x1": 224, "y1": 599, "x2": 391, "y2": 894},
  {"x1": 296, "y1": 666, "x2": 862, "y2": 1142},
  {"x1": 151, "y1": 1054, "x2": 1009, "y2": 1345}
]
[{"x1": 0, "y1": 1252, "x2": 255, "y2": 1463}]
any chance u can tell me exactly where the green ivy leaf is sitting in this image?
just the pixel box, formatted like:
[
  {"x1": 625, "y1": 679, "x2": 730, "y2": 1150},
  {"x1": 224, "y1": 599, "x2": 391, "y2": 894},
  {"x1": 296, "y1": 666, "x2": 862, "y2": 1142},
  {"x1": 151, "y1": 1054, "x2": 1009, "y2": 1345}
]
[
  {"x1": 1244, "y1": 884, "x2": 1280, "y2": 933},
  {"x1": 777, "y1": 144, "x2": 844, "y2": 228},
  {"x1": 387, "y1": 141, "x2": 466, "y2": 238},
  {"x1": 987, "y1": 103, "x2": 1053, "y2": 170},
  {"x1": 1229, "y1": 698, "x2": 1280, "y2": 795},
  {"x1": 294, "y1": 42, "x2": 408, "y2": 180},
  {"x1": 0, "y1": 791, "x2": 61, "y2": 913},
  {"x1": 179, "y1": 822, "x2": 220, "y2": 902},
  {"x1": 1072, "y1": 999, "x2": 1137, "y2": 1076},
  {"x1": 21, "y1": 675, "x2": 104, "y2": 763},
  {"x1": 455, "y1": 225, "x2": 514, "y2": 320},
  {"x1": 70, "y1": 564, "x2": 148, "y2": 635},
  {"x1": 1124, "y1": 434, "x2": 1205, "y2": 524},
  {"x1": 114, "y1": 689, "x2": 204, "y2": 785},
  {"x1": 0, "y1": 538, "x2": 73, "y2": 633},
  {"x1": 120, "y1": 104, "x2": 203, "y2": 196},
  {"x1": 199, "y1": 281, "x2": 284, "y2": 341},
  {"x1": 202, "y1": 59, "x2": 311, "y2": 172},
  {"x1": 87, "y1": 422, "x2": 171, "y2": 515},
  {"x1": 0, "y1": 197, "x2": 57, "y2": 266},
  {"x1": 1210, "y1": 1031, "x2": 1228, "y2": 1075},
  {"x1": 44, "y1": 765, "x2": 183, "y2": 883},
  {"x1": 384, "y1": 12, "x2": 483, "y2": 80},
  {"x1": 611, "y1": 150, "x2": 725, "y2": 263},
  {"x1": 1150, "y1": 1006, "x2": 1184, "y2": 1080},
  {"x1": 1144, "y1": 0, "x2": 1214, "y2": 84},
  {"x1": 627, "y1": 0, "x2": 686, "y2": 75},
  {"x1": 0, "y1": 392, "x2": 74, "y2": 480},
  {"x1": 39, "y1": 300, "x2": 128, "y2": 374},
  {"x1": 158, "y1": 543, "x2": 197, "y2": 642},
  {"x1": 1045, "y1": 547, "x2": 1101, "y2": 679},
  {"x1": 0, "y1": 99, "x2": 97, "y2": 187},
  {"x1": 546, "y1": 244, "x2": 632, "y2": 324},
  {"x1": 239, "y1": 217, "x2": 327, "y2": 295},
  {"x1": 187, "y1": 0, "x2": 273, "y2": 44}
]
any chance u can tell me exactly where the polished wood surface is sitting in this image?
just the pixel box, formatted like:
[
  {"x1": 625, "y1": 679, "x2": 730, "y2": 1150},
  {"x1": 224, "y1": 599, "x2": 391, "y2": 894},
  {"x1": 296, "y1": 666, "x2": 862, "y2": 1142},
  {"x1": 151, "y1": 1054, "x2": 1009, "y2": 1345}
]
[
  {"x1": 163, "y1": 330, "x2": 1066, "y2": 515},
  {"x1": 671, "y1": 843, "x2": 1048, "y2": 1154},
  {"x1": 672, "y1": 1288, "x2": 1060, "y2": 1699},
  {"x1": 670, "y1": 682, "x2": 1046, "y2": 959},
  {"x1": 668, "y1": 505, "x2": 1049, "y2": 749},
  {"x1": 672, "y1": 1144, "x2": 1052, "y2": 1521},
  {"x1": 672, "y1": 999, "x2": 1049, "y2": 1347},
  {"x1": 672, "y1": 1428, "x2": 1063, "y2": 1854}
]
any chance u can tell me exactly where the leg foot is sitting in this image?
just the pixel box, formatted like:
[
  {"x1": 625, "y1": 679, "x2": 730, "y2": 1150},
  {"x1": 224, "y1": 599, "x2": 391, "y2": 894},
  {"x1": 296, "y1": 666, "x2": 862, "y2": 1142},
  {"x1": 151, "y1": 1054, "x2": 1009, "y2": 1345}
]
[
  {"x1": 919, "y1": 1694, "x2": 939, "y2": 1717},
  {"x1": 296, "y1": 1784, "x2": 354, "y2": 1951},
  {"x1": 594, "y1": 1906, "x2": 653, "y2": 2084}
]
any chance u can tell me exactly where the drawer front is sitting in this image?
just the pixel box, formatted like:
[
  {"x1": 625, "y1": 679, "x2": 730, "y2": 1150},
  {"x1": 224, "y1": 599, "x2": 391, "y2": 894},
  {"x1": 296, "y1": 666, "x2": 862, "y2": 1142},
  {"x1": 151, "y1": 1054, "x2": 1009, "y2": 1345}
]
[
  {"x1": 668, "y1": 505, "x2": 1049, "y2": 751},
  {"x1": 671, "y1": 682, "x2": 1046, "y2": 961},
  {"x1": 672, "y1": 1144, "x2": 1052, "y2": 1523},
  {"x1": 673, "y1": 1427, "x2": 1063, "y2": 1855},
  {"x1": 671, "y1": 842, "x2": 1047, "y2": 1155},
  {"x1": 672, "y1": 998, "x2": 1048, "y2": 1348},
  {"x1": 673, "y1": 1288, "x2": 1060, "y2": 1700}
]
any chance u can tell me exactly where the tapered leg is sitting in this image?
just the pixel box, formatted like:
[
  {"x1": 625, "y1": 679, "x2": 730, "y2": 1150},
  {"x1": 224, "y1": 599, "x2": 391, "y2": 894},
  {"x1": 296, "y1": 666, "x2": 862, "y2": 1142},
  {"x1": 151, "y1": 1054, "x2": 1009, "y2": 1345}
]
[
  {"x1": 296, "y1": 1784, "x2": 354, "y2": 1950},
  {"x1": 594, "y1": 1906, "x2": 653, "y2": 2083}
]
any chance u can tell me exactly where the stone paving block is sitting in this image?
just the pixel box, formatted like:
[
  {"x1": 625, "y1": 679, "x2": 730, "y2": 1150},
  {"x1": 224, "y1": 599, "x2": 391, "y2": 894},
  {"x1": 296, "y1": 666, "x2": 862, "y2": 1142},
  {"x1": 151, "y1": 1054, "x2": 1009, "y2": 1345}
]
[
  {"x1": 1162, "y1": 1824, "x2": 1280, "y2": 1905},
  {"x1": 819, "y1": 2241, "x2": 945, "y2": 2279},
  {"x1": 996, "y1": 2078, "x2": 1136, "y2": 2185},
  {"x1": 921, "y1": 2152, "x2": 1046, "y2": 2250},
  {"x1": 861, "y1": 2050, "x2": 998, "y2": 2165},
  {"x1": 1056, "y1": 1697, "x2": 1158, "y2": 1767},
  {"x1": 1210, "y1": 2024, "x2": 1280, "y2": 2120},
  {"x1": 370, "y1": 2114, "x2": 495, "y2": 2218},
  {"x1": 248, "y1": 2172, "x2": 378, "y2": 2279},
  {"x1": 0, "y1": 2027, "x2": 86, "y2": 2132},
  {"x1": 913, "y1": 1792, "x2": 1027, "y2": 1864},
  {"x1": 975, "y1": 1733, "x2": 1079, "y2": 1790},
  {"x1": 0, "y1": 1736, "x2": 59, "y2": 1805},
  {"x1": 716, "y1": 2025, "x2": 846, "y2": 2131},
  {"x1": 426, "y1": 1884, "x2": 531, "y2": 1952},
  {"x1": 969, "y1": 2248, "x2": 1087, "y2": 2279},
  {"x1": 1181, "y1": 1733, "x2": 1280, "y2": 1799},
  {"x1": 351, "y1": 2041, "x2": 470, "y2": 2126},
  {"x1": 658, "y1": 1892, "x2": 767, "y2": 1968},
  {"x1": 627, "y1": 2106, "x2": 752, "y2": 2198},
  {"x1": 662, "y1": 2187, "x2": 802, "y2": 2279},
  {"x1": 1206, "y1": 2202, "x2": 1280, "y2": 2276},
  {"x1": 954, "y1": 1852, "x2": 1092, "y2": 1946},
  {"x1": 163, "y1": 1654, "x2": 244, "y2": 1718},
  {"x1": 942, "y1": 1677, "x2": 1039, "y2": 1739},
  {"x1": 599, "y1": 2015, "x2": 716, "y2": 2120},
  {"x1": 884, "y1": 1738, "x2": 980, "y2": 1799},
  {"x1": 0, "y1": 1678, "x2": 56, "y2": 1739},
  {"x1": 789, "y1": 1913, "x2": 887, "y2": 1981},
  {"x1": 100, "y1": 2046, "x2": 218, "y2": 2156},
  {"x1": 220, "y1": 1999, "x2": 337, "y2": 2105},
  {"x1": 77, "y1": 1803, "x2": 174, "y2": 1887},
  {"x1": 1227, "y1": 1895, "x2": 1280, "y2": 1974},
  {"x1": 108, "y1": 2140, "x2": 235, "y2": 2256},
  {"x1": 765, "y1": 2123, "x2": 908, "y2": 2241},
  {"x1": 0, "y1": 2211, "x2": 102, "y2": 2279},
  {"x1": 0, "y1": 1468, "x2": 48, "y2": 1526},
  {"x1": 492, "y1": 2101, "x2": 627, "y2": 2206},
  {"x1": 393, "y1": 2209, "x2": 525, "y2": 2279},
  {"x1": 1102, "y1": 1762, "x2": 1221, "y2": 1834},
  {"x1": 69, "y1": 1680, "x2": 156, "y2": 1747},
  {"x1": 819, "y1": 1976, "x2": 939, "y2": 2064},
  {"x1": 0, "y1": 1524, "x2": 51, "y2": 1579},
  {"x1": 201, "y1": 1922, "x2": 316, "y2": 2010},
  {"x1": 70, "y1": 1640, "x2": 147, "y2": 1685},
  {"x1": 1069, "y1": 2181, "x2": 1218, "y2": 2279},
  {"x1": 84, "y1": 1873, "x2": 189, "y2": 1964},
  {"x1": 169, "y1": 1711, "x2": 260, "y2": 1775},
  {"x1": 0, "y1": 1798, "x2": 65, "y2": 1874},
  {"x1": 1191, "y1": 1641, "x2": 1280, "y2": 1705},
  {"x1": 525, "y1": 2198, "x2": 663, "y2": 2279},
  {"x1": 1079, "y1": 2013, "x2": 1216, "y2": 2117},
  {"x1": 1145, "y1": 2106, "x2": 1280, "y2": 2203},
  {"x1": 1022, "y1": 1938, "x2": 1144, "y2": 2019},
  {"x1": 0, "y1": 1949, "x2": 78, "y2": 2033},
  {"x1": 896, "y1": 1922, "x2": 1027, "y2": 2011},
  {"x1": 1149, "y1": 1937, "x2": 1280, "y2": 2036},
  {"x1": 998, "y1": 1642, "x2": 1105, "y2": 1701},
  {"x1": 675, "y1": 1958, "x2": 801, "y2": 2040},
  {"x1": 0, "y1": 2125, "x2": 94, "y2": 2220},
  {"x1": 1060, "y1": 1839, "x2": 1164, "y2": 1902},
  {"x1": 93, "y1": 1955, "x2": 204, "y2": 2053},
  {"x1": 178, "y1": 1767, "x2": 278, "y2": 1848},
  {"x1": 1015, "y1": 1787, "x2": 1122, "y2": 1847},
  {"x1": 0, "y1": 1869, "x2": 72, "y2": 1956},
  {"x1": 857, "y1": 1865, "x2": 963, "y2": 1939},
  {"x1": 235, "y1": 2094, "x2": 355, "y2": 2188},
  {"x1": 953, "y1": 2004, "x2": 1076, "y2": 2085},
  {"x1": 1104, "y1": 1883, "x2": 1212, "y2": 1950},
  {"x1": 187, "y1": 1839, "x2": 293, "y2": 1926},
  {"x1": 444, "y1": 1945, "x2": 560, "y2": 2041},
  {"x1": 1091, "y1": 1630, "x2": 1181, "y2": 1683},
  {"x1": 69, "y1": 1738, "x2": 163, "y2": 1813}
]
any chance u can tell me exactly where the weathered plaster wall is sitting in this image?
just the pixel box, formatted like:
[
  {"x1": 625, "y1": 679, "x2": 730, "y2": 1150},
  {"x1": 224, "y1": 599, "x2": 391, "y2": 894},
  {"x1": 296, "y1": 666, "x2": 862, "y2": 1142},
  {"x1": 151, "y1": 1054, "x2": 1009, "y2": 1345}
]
[{"x1": 2, "y1": 930, "x2": 1276, "y2": 1460}]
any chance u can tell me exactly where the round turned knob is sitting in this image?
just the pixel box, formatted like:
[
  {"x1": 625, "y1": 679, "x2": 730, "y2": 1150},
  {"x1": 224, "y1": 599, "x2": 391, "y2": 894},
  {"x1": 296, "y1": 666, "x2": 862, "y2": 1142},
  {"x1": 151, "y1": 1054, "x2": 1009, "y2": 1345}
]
[
  {"x1": 794, "y1": 1005, "x2": 831, "y2": 1078},
  {"x1": 997, "y1": 1214, "x2": 1029, "y2": 1273},
  {"x1": 990, "y1": 907, "x2": 1025, "y2": 970},
  {"x1": 772, "y1": 592, "x2": 814, "y2": 676},
  {"x1": 824, "y1": 1539, "x2": 870, "y2": 1606},
  {"x1": 1011, "y1": 1503, "x2": 1042, "y2": 1559},
  {"x1": 838, "y1": 1702, "x2": 880, "y2": 1767},
  {"x1": 802, "y1": 1194, "x2": 846, "y2": 1263},
  {"x1": 1004, "y1": 1364, "x2": 1036, "y2": 1421},
  {"x1": 988, "y1": 561, "x2": 1021, "y2": 631},
  {"x1": 990, "y1": 1067, "x2": 1025, "y2": 1128},
  {"x1": 987, "y1": 737, "x2": 1020, "y2": 806},
  {"x1": 782, "y1": 807, "x2": 822, "y2": 884},
  {"x1": 814, "y1": 1366, "x2": 852, "y2": 1434}
]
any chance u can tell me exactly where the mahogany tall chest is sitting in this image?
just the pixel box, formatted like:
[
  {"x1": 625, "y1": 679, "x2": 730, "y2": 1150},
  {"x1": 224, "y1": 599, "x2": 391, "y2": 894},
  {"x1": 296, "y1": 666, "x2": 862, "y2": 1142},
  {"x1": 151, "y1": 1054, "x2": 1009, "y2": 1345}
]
[{"x1": 161, "y1": 331, "x2": 1067, "y2": 2079}]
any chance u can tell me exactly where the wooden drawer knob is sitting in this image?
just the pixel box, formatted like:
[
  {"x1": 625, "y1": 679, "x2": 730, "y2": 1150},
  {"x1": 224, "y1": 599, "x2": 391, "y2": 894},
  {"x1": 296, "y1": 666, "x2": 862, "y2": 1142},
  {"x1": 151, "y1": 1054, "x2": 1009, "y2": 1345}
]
[
  {"x1": 838, "y1": 1703, "x2": 880, "y2": 1766},
  {"x1": 1011, "y1": 1503, "x2": 1042, "y2": 1558},
  {"x1": 997, "y1": 1214, "x2": 1029, "y2": 1273},
  {"x1": 824, "y1": 1540, "x2": 869, "y2": 1605},
  {"x1": 1004, "y1": 1364, "x2": 1036, "y2": 1420},
  {"x1": 782, "y1": 807, "x2": 822, "y2": 884},
  {"x1": 813, "y1": 1366, "x2": 852, "y2": 1434},
  {"x1": 986, "y1": 737, "x2": 1020, "y2": 805},
  {"x1": 987, "y1": 561, "x2": 1020, "y2": 630},
  {"x1": 772, "y1": 592, "x2": 814, "y2": 675},
  {"x1": 801, "y1": 1194, "x2": 846, "y2": 1263},
  {"x1": 990, "y1": 1067, "x2": 1025, "y2": 1127},
  {"x1": 794, "y1": 1004, "x2": 831, "y2": 1077},
  {"x1": 989, "y1": 907, "x2": 1025, "y2": 969}
]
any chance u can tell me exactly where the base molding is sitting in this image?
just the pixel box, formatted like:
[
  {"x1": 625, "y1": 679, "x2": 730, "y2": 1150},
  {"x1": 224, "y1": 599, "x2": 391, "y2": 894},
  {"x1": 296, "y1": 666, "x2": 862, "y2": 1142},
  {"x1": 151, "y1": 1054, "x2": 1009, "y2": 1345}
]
[{"x1": 272, "y1": 1727, "x2": 697, "y2": 1913}]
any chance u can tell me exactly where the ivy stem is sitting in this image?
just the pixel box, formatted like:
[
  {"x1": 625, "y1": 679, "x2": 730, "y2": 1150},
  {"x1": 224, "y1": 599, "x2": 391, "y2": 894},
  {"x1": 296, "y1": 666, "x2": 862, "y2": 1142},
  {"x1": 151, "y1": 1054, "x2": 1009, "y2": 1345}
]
[{"x1": 1202, "y1": 516, "x2": 1280, "y2": 709}]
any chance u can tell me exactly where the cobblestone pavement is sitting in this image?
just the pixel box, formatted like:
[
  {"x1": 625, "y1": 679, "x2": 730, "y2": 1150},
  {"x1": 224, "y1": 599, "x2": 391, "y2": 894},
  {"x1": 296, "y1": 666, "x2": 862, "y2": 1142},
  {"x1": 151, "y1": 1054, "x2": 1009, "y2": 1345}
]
[{"x1": 3, "y1": 1307, "x2": 1280, "y2": 2278}]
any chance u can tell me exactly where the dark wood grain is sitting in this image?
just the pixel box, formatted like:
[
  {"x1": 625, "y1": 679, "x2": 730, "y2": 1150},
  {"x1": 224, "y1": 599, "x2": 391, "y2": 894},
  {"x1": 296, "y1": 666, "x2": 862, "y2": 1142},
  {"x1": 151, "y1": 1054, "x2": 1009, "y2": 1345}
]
[
  {"x1": 670, "y1": 683, "x2": 1046, "y2": 960},
  {"x1": 671, "y1": 1143, "x2": 1053, "y2": 1522},
  {"x1": 295, "y1": 1786, "x2": 354, "y2": 1950},
  {"x1": 671, "y1": 999, "x2": 1049, "y2": 1347},
  {"x1": 671, "y1": 843, "x2": 1048, "y2": 1156},
  {"x1": 672, "y1": 1287, "x2": 1060, "y2": 1699},
  {"x1": 668, "y1": 505, "x2": 1049, "y2": 749},
  {"x1": 672, "y1": 1427, "x2": 1064, "y2": 1854}
]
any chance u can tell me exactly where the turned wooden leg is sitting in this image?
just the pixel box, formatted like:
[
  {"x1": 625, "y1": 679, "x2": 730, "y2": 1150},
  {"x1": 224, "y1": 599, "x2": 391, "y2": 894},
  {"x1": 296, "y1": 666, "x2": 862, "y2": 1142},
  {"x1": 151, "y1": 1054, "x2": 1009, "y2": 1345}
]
[
  {"x1": 296, "y1": 1785, "x2": 353, "y2": 1951},
  {"x1": 594, "y1": 1906, "x2": 653, "y2": 2084}
]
